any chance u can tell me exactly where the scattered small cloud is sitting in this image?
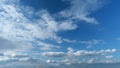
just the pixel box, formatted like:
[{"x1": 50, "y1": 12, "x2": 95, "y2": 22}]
[
  {"x1": 80, "y1": 39, "x2": 106, "y2": 48},
  {"x1": 106, "y1": 55, "x2": 113, "y2": 59},
  {"x1": 42, "y1": 48, "x2": 116, "y2": 64}
]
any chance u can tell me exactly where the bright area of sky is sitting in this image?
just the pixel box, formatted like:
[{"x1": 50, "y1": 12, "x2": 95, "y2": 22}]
[{"x1": 0, "y1": 0, "x2": 120, "y2": 68}]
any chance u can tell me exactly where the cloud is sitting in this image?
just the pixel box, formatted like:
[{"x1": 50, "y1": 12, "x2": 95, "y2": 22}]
[
  {"x1": 72, "y1": 49, "x2": 116, "y2": 56},
  {"x1": 0, "y1": 0, "x2": 107, "y2": 53},
  {"x1": 79, "y1": 39, "x2": 106, "y2": 48},
  {"x1": 0, "y1": 0, "x2": 66, "y2": 53},
  {"x1": 42, "y1": 52, "x2": 65, "y2": 57},
  {"x1": 62, "y1": 39, "x2": 105, "y2": 48},
  {"x1": 0, "y1": 37, "x2": 33, "y2": 53},
  {"x1": 0, "y1": 0, "x2": 81, "y2": 49},
  {"x1": 71, "y1": 48, "x2": 116, "y2": 57},
  {"x1": 42, "y1": 48, "x2": 116, "y2": 64},
  {"x1": 106, "y1": 55, "x2": 113, "y2": 59},
  {"x1": 0, "y1": 52, "x2": 30, "y2": 61},
  {"x1": 38, "y1": 42, "x2": 60, "y2": 50},
  {"x1": 0, "y1": 48, "x2": 118, "y2": 68},
  {"x1": 60, "y1": 0, "x2": 105, "y2": 24}
]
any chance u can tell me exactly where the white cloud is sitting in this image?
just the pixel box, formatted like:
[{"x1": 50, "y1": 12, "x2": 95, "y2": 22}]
[
  {"x1": 43, "y1": 48, "x2": 116, "y2": 58},
  {"x1": 0, "y1": 37, "x2": 33, "y2": 53},
  {"x1": 79, "y1": 39, "x2": 106, "y2": 48},
  {"x1": 1, "y1": 0, "x2": 103, "y2": 55},
  {"x1": 106, "y1": 55, "x2": 113, "y2": 59},
  {"x1": 0, "y1": 52, "x2": 35, "y2": 62},
  {"x1": 59, "y1": 20, "x2": 77, "y2": 30},
  {"x1": 69, "y1": 48, "x2": 116, "y2": 56},
  {"x1": 38, "y1": 42, "x2": 60, "y2": 50},
  {"x1": 60, "y1": 0, "x2": 105, "y2": 24},
  {"x1": 62, "y1": 39, "x2": 105, "y2": 48},
  {"x1": 0, "y1": 0, "x2": 107, "y2": 53},
  {"x1": 41, "y1": 48, "x2": 116, "y2": 64},
  {"x1": 87, "y1": 58, "x2": 99, "y2": 63},
  {"x1": 42, "y1": 52, "x2": 65, "y2": 57},
  {"x1": 0, "y1": 0, "x2": 68, "y2": 53},
  {"x1": 0, "y1": 0, "x2": 81, "y2": 47}
]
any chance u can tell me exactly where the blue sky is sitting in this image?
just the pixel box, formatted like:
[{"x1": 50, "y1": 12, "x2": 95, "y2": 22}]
[{"x1": 0, "y1": 0, "x2": 120, "y2": 68}]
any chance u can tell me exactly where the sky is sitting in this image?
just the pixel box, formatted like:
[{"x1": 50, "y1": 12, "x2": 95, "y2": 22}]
[{"x1": 0, "y1": 0, "x2": 120, "y2": 68}]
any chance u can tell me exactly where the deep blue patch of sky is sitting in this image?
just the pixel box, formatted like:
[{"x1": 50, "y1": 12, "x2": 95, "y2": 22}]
[{"x1": 20, "y1": 0, "x2": 70, "y2": 14}]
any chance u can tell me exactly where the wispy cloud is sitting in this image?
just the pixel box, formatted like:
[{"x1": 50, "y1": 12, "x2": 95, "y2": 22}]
[
  {"x1": 80, "y1": 39, "x2": 106, "y2": 48},
  {"x1": 60, "y1": 0, "x2": 105, "y2": 24}
]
